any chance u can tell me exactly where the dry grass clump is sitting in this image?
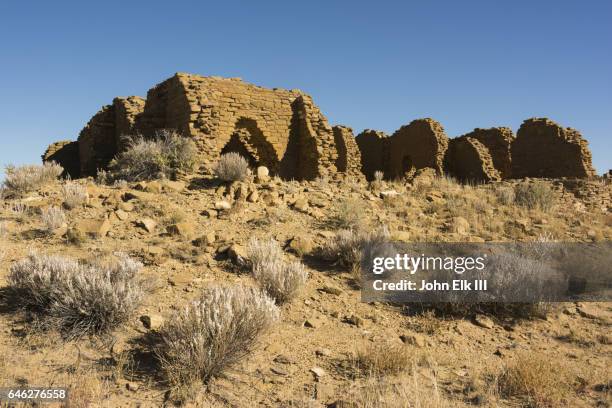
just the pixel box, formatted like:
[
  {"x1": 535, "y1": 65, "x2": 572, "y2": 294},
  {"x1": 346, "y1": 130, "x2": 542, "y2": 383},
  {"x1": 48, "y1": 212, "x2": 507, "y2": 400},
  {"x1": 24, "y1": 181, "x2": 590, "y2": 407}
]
[
  {"x1": 8, "y1": 253, "x2": 148, "y2": 337},
  {"x1": 156, "y1": 285, "x2": 279, "y2": 388},
  {"x1": 0, "y1": 221, "x2": 6, "y2": 238},
  {"x1": 354, "y1": 342, "x2": 413, "y2": 377},
  {"x1": 215, "y1": 152, "x2": 250, "y2": 182},
  {"x1": 41, "y1": 206, "x2": 66, "y2": 232},
  {"x1": 329, "y1": 197, "x2": 368, "y2": 230},
  {"x1": 62, "y1": 181, "x2": 88, "y2": 209},
  {"x1": 107, "y1": 130, "x2": 197, "y2": 182},
  {"x1": 323, "y1": 226, "x2": 390, "y2": 270},
  {"x1": 345, "y1": 371, "x2": 455, "y2": 408},
  {"x1": 495, "y1": 353, "x2": 573, "y2": 407},
  {"x1": 248, "y1": 238, "x2": 309, "y2": 303},
  {"x1": 514, "y1": 181, "x2": 556, "y2": 212},
  {"x1": 2, "y1": 162, "x2": 63, "y2": 196},
  {"x1": 493, "y1": 184, "x2": 515, "y2": 205}
]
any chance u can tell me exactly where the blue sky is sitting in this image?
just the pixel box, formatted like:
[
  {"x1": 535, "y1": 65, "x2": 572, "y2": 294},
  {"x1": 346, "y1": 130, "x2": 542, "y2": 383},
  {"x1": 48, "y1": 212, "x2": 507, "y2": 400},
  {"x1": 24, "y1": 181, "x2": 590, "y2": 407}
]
[{"x1": 1, "y1": 0, "x2": 610, "y2": 175}]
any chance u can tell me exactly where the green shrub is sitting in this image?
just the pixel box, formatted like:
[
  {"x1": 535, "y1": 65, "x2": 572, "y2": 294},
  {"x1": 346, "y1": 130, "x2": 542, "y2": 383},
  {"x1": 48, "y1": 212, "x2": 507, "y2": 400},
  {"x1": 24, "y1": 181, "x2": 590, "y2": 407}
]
[{"x1": 107, "y1": 130, "x2": 196, "y2": 182}]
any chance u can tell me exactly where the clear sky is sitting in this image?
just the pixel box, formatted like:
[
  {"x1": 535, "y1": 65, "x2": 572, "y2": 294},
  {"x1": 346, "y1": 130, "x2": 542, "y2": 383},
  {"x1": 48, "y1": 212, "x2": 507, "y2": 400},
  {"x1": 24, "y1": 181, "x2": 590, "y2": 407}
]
[{"x1": 1, "y1": 0, "x2": 610, "y2": 176}]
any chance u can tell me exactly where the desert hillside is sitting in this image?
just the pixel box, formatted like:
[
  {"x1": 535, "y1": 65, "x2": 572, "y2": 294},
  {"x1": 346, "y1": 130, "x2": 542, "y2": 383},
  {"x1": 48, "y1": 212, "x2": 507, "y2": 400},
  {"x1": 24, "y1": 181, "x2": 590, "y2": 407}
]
[{"x1": 0, "y1": 154, "x2": 610, "y2": 407}]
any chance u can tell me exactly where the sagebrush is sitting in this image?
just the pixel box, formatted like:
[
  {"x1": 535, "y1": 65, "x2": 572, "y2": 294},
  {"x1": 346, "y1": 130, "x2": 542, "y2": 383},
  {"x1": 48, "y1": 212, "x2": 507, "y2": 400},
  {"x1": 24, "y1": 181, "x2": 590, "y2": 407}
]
[
  {"x1": 2, "y1": 162, "x2": 63, "y2": 195},
  {"x1": 40, "y1": 206, "x2": 66, "y2": 232},
  {"x1": 156, "y1": 285, "x2": 279, "y2": 387},
  {"x1": 215, "y1": 152, "x2": 250, "y2": 182},
  {"x1": 9, "y1": 253, "x2": 148, "y2": 337},
  {"x1": 514, "y1": 181, "x2": 556, "y2": 212},
  {"x1": 107, "y1": 130, "x2": 196, "y2": 182},
  {"x1": 62, "y1": 181, "x2": 88, "y2": 209},
  {"x1": 248, "y1": 238, "x2": 309, "y2": 303}
]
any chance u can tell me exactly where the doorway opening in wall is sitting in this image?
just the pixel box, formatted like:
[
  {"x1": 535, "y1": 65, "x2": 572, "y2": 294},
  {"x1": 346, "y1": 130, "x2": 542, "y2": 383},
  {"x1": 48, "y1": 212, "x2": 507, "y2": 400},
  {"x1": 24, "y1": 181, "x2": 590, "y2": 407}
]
[
  {"x1": 401, "y1": 155, "x2": 414, "y2": 175},
  {"x1": 221, "y1": 133, "x2": 258, "y2": 168}
]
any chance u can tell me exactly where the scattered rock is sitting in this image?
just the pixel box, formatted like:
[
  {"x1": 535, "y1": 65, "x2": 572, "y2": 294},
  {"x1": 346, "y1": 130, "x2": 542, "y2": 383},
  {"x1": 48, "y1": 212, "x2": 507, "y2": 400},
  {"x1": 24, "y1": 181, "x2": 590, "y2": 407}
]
[
  {"x1": 140, "y1": 314, "x2": 164, "y2": 331},
  {"x1": 114, "y1": 209, "x2": 129, "y2": 221},
  {"x1": 292, "y1": 197, "x2": 309, "y2": 212},
  {"x1": 400, "y1": 333, "x2": 426, "y2": 347},
  {"x1": 379, "y1": 190, "x2": 400, "y2": 199},
  {"x1": 73, "y1": 218, "x2": 111, "y2": 239},
  {"x1": 136, "y1": 218, "x2": 157, "y2": 233},
  {"x1": 215, "y1": 201, "x2": 232, "y2": 210},
  {"x1": 228, "y1": 244, "x2": 248, "y2": 265},
  {"x1": 118, "y1": 201, "x2": 134, "y2": 212},
  {"x1": 256, "y1": 166, "x2": 270, "y2": 182},
  {"x1": 310, "y1": 366, "x2": 326, "y2": 379},
  {"x1": 247, "y1": 190, "x2": 259, "y2": 203},
  {"x1": 345, "y1": 315, "x2": 365, "y2": 327},
  {"x1": 288, "y1": 235, "x2": 314, "y2": 255},
  {"x1": 319, "y1": 285, "x2": 343, "y2": 296},
  {"x1": 193, "y1": 232, "x2": 216, "y2": 247},
  {"x1": 473, "y1": 314, "x2": 495, "y2": 329},
  {"x1": 167, "y1": 222, "x2": 195, "y2": 238}
]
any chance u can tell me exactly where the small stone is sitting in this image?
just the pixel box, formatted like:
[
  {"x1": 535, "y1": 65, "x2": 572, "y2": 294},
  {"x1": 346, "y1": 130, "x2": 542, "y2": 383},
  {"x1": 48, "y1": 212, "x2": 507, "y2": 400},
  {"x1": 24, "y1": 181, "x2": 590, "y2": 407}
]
[
  {"x1": 319, "y1": 285, "x2": 343, "y2": 296},
  {"x1": 118, "y1": 201, "x2": 134, "y2": 212},
  {"x1": 345, "y1": 315, "x2": 365, "y2": 327},
  {"x1": 288, "y1": 236, "x2": 314, "y2": 255},
  {"x1": 193, "y1": 232, "x2": 216, "y2": 247},
  {"x1": 144, "y1": 181, "x2": 162, "y2": 194},
  {"x1": 304, "y1": 319, "x2": 318, "y2": 329},
  {"x1": 310, "y1": 367, "x2": 326, "y2": 379},
  {"x1": 228, "y1": 244, "x2": 247, "y2": 265},
  {"x1": 293, "y1": 197, "x2": 309, "y2": 212},
  {"x1": 379, "y1": 190, "x2": 400, "y2": 199},
  {"x1": 167, "y1": 222, "x2": 195, "y2": 238},
  {"x1": 473, "y1": 314, "x2": 495, "y2": 329},
  {"x1": 202, "y1": 209, "x2": 218, "y2": 218},
  {"x1": 137, "y1": 218, "x2": 157, "y2": 233},
  {"x1": 73, "y1": 218, "x2": 111, "y2": 239},
  {"x1": 215, "y1": 201, "x2": 232, "y2": 210},
  {"x1": 140, "y1": 314, "x2": 163, "y2": 330},
  {"x1": 256, "y1": 166, "x2": 270, "y2": 182},
  {"x1": 400, "y1": 333, "x2": 426, "y2": 347},
  {"x1": 125, "y1": 382, "x2": 140, "y2": 392},
  {"x1": 270, "y1": 367, "x2": 289, "y2": 376},
  {"x1": 247, "y1": 190, "x2": 259, "y2": 203},
  {"x1": 315, "y1": 348, "x2": 332, "y2": 357},
  {"x1": 114, "y1": 209, "x2": 129, "y2": 221},
  {"x1": 273, "y1": 354, "x2": 293, "y2": 364}
]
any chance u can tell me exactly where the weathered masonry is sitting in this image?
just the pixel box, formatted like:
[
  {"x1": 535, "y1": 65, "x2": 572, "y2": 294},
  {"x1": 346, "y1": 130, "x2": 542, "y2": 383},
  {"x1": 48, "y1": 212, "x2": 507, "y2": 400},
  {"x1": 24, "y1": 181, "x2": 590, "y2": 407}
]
[{"x1": 43, "y1": 74, "x2": 597, "y2": 182}]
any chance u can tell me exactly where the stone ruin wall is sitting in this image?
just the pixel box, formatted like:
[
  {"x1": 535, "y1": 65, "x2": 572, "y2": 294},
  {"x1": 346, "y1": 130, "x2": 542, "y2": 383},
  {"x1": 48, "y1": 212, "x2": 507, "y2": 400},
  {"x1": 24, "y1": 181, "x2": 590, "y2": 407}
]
[
  {"x1": 42, "y1": 140, "x2": 80, "y2": 178},
  {"x1": 445, "y1": 137, "x2": 501, "y2": 182},
  {"x1": 42, "y1": 74, "x2": 598, "y2": 182},
  {"x1": 332, "y1": 126, "x2": 364, "y2": 178},
  {"x1": 461, "y1": 127, "x2": 513, "y2": 179},
  {"x1": 355, "y1": 130, "x2": 389, "y2": 181},
  {"x1": 444, "y1": 127, "x2": 513, "y2": 182},
  {"x1": 46, "y1": 73, "x2": 360, "y2": 180},
  {"x1": 386, "y1": 118, "x2": 449, "y2": 178},
  {"x1": 512, "y1": 118, "x2": 596, "y2": 179}
]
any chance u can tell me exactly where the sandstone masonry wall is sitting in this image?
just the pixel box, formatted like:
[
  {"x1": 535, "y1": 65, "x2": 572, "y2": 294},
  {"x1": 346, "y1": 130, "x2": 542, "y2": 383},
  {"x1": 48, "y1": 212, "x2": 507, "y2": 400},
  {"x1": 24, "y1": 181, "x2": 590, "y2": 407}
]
[
  {"x1": 355, "y1": 130, "x2": 389, "y2": 180},
  {"x1": 332, "y1": 126, "x2": 364, "y2": 179},
  {"x1": 445, "y1": 137, "x2": 501, "y2": 182},
  {"x1": 42, "y1": 140, "x2": 80, "y2": 178},
  {"x1": 512, "y1": 118, "x2": 596, "y2": 178},
  {"x1": 460, "y1": 127, "x2": 513, "y2": 178},
  {"x1": 387, "y1": 118, "x2": 449, "y2": 178}
]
